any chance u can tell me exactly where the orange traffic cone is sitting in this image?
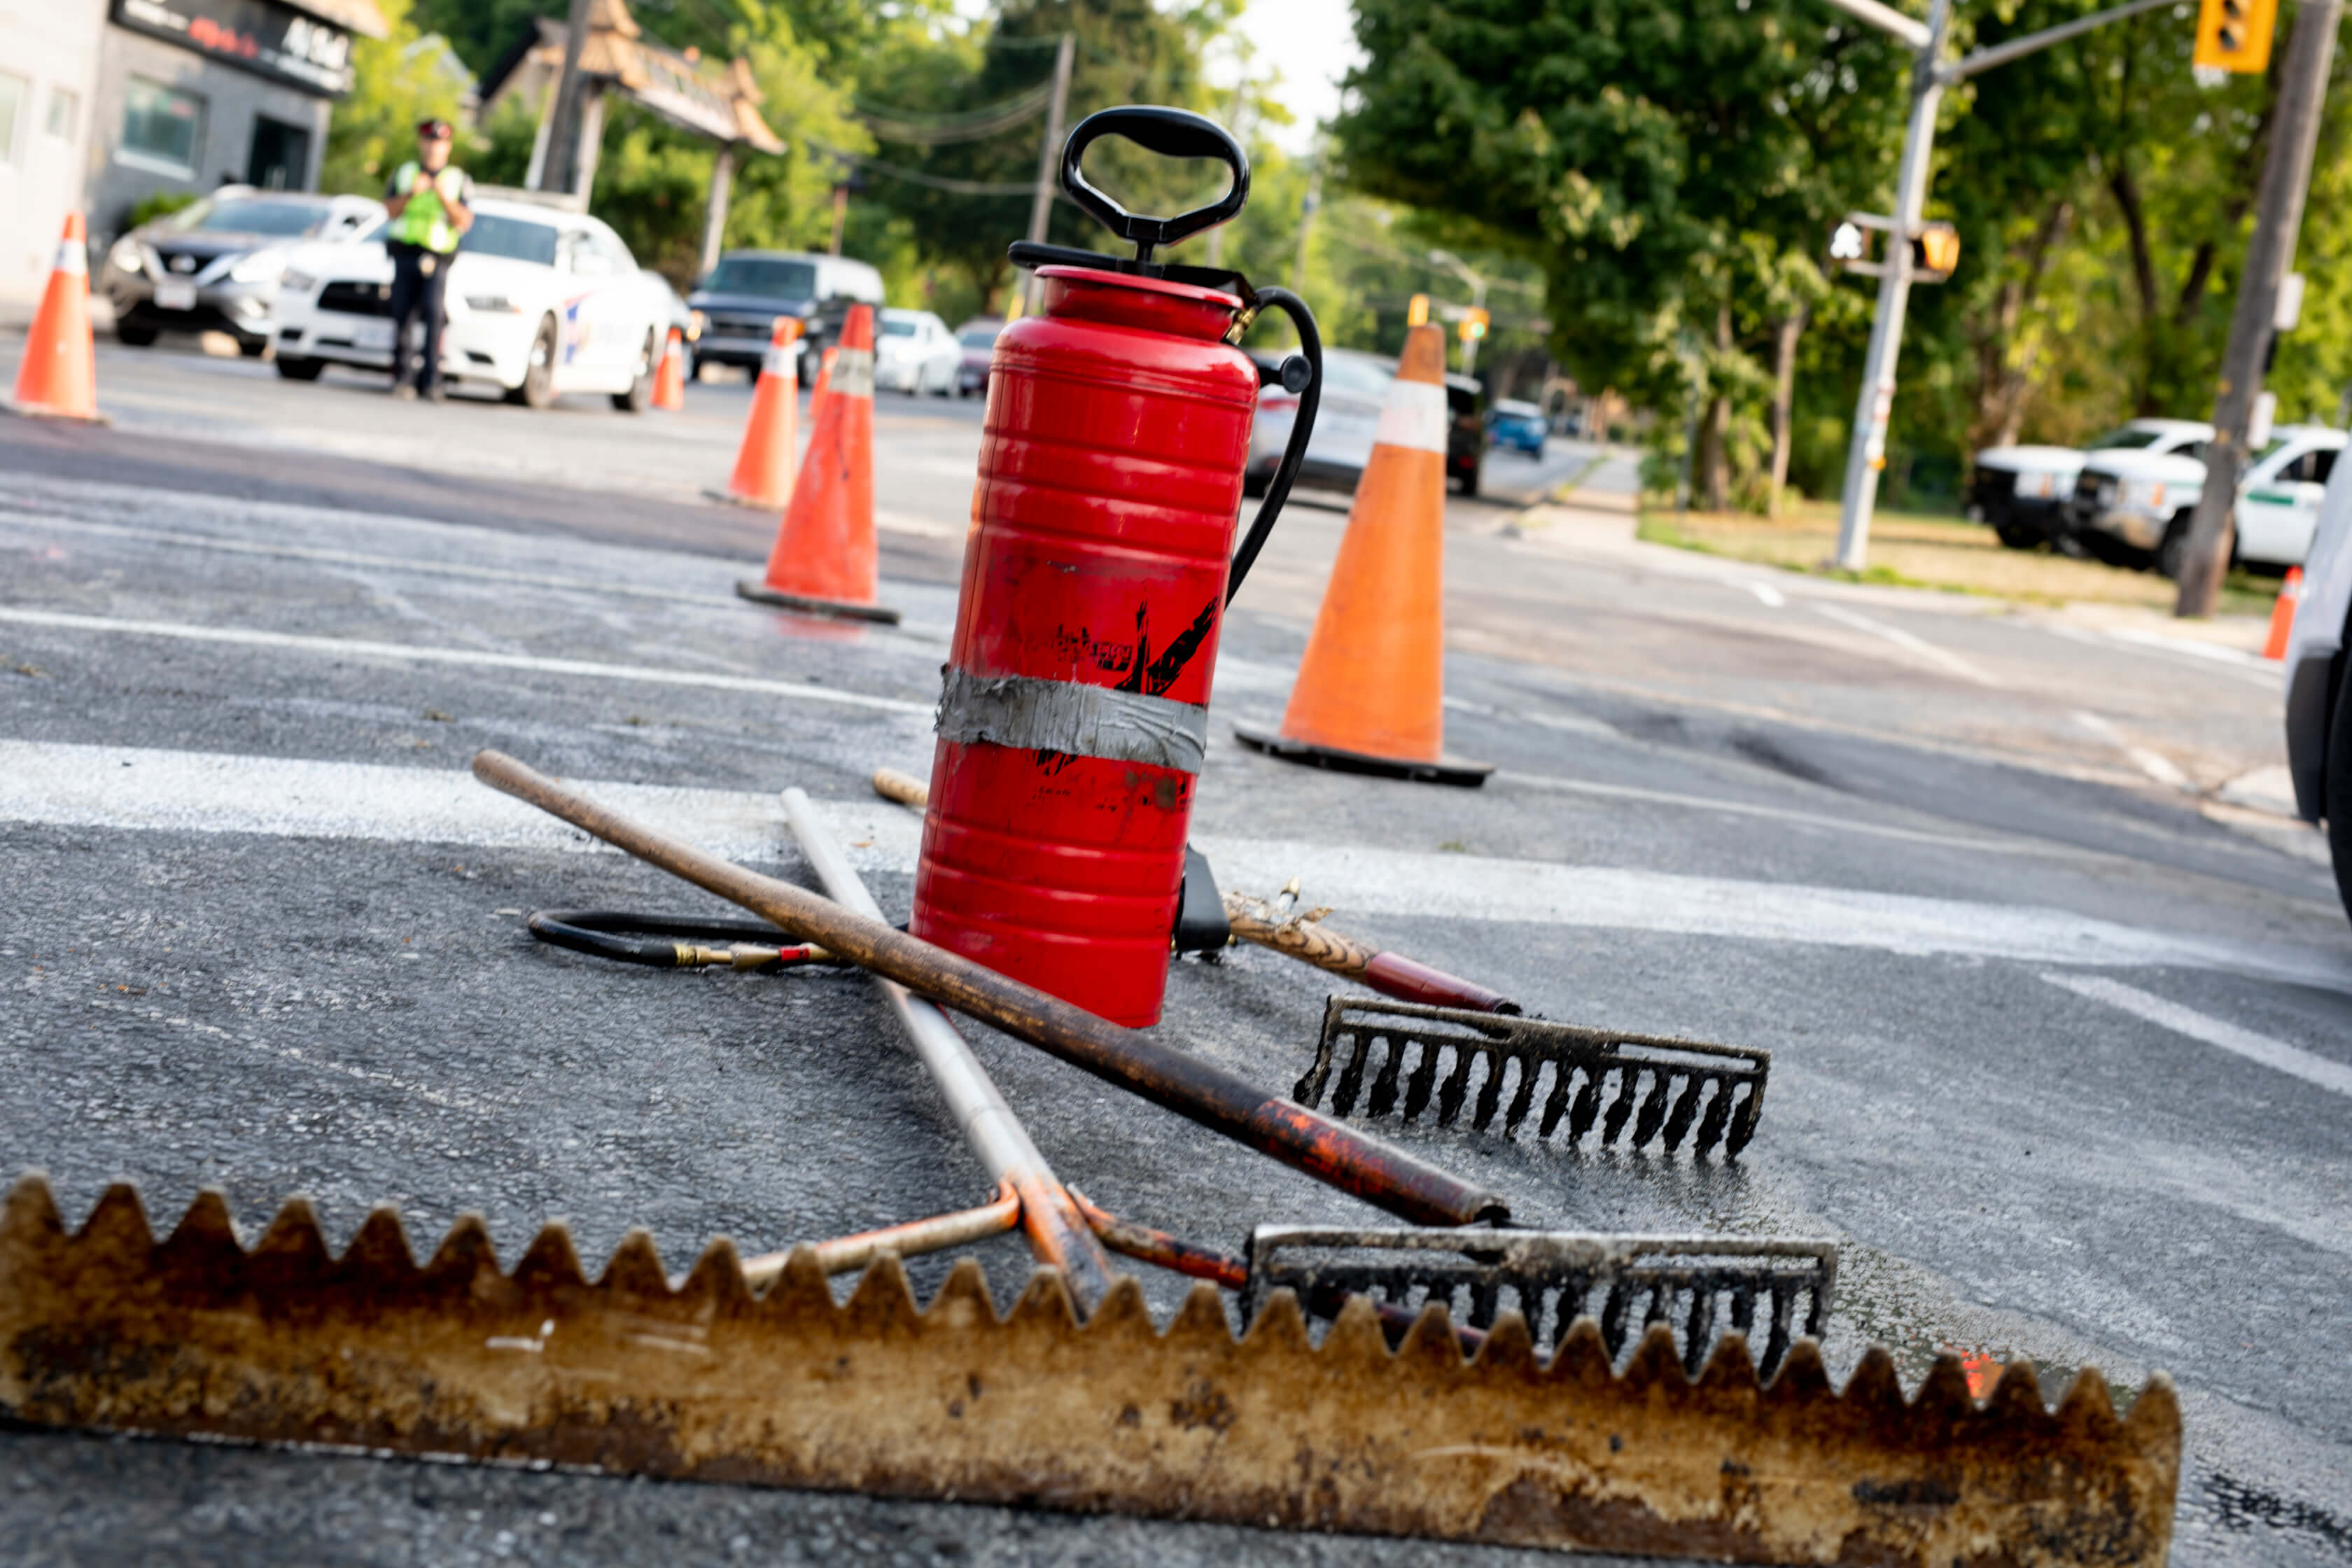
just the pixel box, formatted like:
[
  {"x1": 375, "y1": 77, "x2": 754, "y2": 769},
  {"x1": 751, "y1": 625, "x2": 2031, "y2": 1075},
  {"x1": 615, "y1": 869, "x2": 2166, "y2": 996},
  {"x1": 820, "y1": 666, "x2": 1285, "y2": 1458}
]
[
  {"x1": 651, "y1": 328, "x2": 687, "y2": 411},
  {"x1": 6, "y1": 214, "x2": 102, "y2": 424},
  {"x1": 808, "y1": 344, "x2": 837, "y2": 428},
  {"x1": 2262, "y1": 566, "x2": 2304, "y2": 660},
  {"x1": 734, "y1": 304, "x2": 897, "y2": 624},
  {"x1": 1234, "y1": 323, "x2": 1489, "y2": 785},
  {"x1": 707, "y1": 318, "x2": 801, "y2": 508}
]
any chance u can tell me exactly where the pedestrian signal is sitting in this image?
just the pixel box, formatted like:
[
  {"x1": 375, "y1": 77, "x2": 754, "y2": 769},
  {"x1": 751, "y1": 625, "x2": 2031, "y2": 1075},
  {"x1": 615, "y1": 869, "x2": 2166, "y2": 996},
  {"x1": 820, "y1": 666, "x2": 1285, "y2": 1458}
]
[
  {"x1": 1912, "y1": 225, "x2": 1961, "y2": 279},
  {"x1": 1407, "y1": 293, "x2": 1429, "y2": 326},
  {"x1": 1828, "y1": 221, "x2": 1867, "y2": 262},
  {"x1": 2194, "y1": 0, "x2": 2276, "y2": 72},
  {"x1": 1459, "y1": 306, "x2": 1489, "y2": 343}
]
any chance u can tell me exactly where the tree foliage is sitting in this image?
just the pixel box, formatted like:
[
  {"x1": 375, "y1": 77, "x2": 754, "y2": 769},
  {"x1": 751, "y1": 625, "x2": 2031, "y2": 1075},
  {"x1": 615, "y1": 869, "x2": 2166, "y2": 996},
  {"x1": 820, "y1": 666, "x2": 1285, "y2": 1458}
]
[{"x1": 1338, "y1": 0, "x2": 2352, "y2": 511}]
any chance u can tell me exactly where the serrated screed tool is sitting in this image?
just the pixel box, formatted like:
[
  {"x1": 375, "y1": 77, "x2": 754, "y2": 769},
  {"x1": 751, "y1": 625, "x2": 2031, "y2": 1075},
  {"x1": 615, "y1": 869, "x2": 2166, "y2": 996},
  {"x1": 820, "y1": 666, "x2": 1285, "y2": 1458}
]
[
  {"x1": 0, "y1": 1177, "x2": 2180, "y2": 1563},
  {"x1": 1301, "y1": 996, "x2": 1770, "y2": 1157}
]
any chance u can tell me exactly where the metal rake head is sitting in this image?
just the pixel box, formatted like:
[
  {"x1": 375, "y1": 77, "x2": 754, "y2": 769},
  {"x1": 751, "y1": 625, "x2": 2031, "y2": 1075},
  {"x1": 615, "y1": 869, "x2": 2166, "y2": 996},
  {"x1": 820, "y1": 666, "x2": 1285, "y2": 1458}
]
[
  {"x1": 1242, "y1": 1226, "x2": 1835, "y2": 1378},
  {"x1": 1296, "y1": 997, "x2": 1769, "y2": 1156}
]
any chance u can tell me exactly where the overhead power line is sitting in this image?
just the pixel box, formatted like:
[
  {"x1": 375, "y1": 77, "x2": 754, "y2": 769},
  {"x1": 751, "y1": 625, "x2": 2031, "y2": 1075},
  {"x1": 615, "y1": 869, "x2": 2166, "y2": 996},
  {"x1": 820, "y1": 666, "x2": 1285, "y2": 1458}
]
[
  {"x1": 814, "y1": 142, "x2": 1056, "y2": 197},
  {"x1": 855, "y1": 78, "x2": 1056, "y2": 145},
  {"x1": 1320, "y1": 227, "x2": 1545, "y2": 297}
]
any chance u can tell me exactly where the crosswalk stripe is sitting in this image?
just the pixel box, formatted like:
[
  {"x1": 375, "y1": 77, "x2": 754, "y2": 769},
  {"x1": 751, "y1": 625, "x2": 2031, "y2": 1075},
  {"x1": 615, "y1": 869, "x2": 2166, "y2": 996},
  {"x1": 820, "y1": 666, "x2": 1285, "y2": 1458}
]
[{"x1": 5, "y1": 739, "x2": 2346, "y2": 997}]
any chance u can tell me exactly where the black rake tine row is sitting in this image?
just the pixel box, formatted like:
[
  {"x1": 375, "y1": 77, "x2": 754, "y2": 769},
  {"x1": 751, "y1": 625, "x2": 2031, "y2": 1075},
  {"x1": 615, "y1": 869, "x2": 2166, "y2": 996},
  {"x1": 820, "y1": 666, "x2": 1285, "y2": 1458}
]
[
  {"x1": 1243, "y1": 1227, "x2": 1837, "y2": 1379},
  {"x1": 1298, "y1": 997, "x2": 1772, "y2": 1157}
]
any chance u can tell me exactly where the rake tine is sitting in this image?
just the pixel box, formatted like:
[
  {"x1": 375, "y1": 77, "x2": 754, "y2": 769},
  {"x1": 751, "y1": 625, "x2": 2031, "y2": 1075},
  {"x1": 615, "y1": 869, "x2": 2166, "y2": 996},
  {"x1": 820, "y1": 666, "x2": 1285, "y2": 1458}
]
[
  {"x1": 1729, "y1": 1282, "x2": 1757, "y2": 1340},
  {"x1": 1499, "y1": 1056, "x2": 1542, "y2": 1138},
  {"x1": 1600, "y1": 1068, "x2": 1642, "y2": 1144},
  {"x1": 1537, "y1": 1062, "x2": 1578, "y2": 1138},
  {"x1": 1366, "y1": 1031, "x2": 1408, "y2": 1120},
  {"x1": 1630, "y1": 1071, "x2": 1674, "y2": 1148},
  {"x1": 1565, "y1": 1067, "x2": 1604, "y2": 1142},
  {"x1": 1727, "y1": 1083, "x2": 1767, "y2": 1156},
  {"x1": 1684, "y1": 1287, "x2": 1716, "y2": 1377},
  {"x1": 1404, "y1": 1040, "x2": 1448, "y2": 1124},
  {"x1": 1600, "y1": 1278, "x2": 1634, "y2": 1355},
  {"x1": 1765, "y1": 1286, "x2": 1797, "y2": 1377},
  {"x1": 1660, "y1": 1075, "x2": 1706, "y2": 1152},
  {"x1": 1693, "y1": 1080, "x2": 1734, "y2": 1153},
  {"x1": 1471, "y1": 1054, "x2": 1511, "y2": 1131}
]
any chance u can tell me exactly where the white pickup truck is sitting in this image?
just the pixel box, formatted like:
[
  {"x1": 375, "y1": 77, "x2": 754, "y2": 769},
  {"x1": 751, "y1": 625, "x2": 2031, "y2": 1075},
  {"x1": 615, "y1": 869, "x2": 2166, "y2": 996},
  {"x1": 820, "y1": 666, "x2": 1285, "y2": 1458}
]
[
  {"x1": 2066, "y1": 424, "x2": 2345, "y2": 577},
  {"x1": 1968, "y1": 419, "x2": 2208, "y2": 550}
]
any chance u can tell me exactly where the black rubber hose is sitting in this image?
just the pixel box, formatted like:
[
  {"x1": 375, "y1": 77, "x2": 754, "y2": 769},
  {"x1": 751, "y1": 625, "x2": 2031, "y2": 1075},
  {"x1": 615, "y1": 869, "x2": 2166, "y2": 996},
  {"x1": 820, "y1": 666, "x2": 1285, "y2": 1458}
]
[
  {"x1": 1226, "y1": 285, "x2": 1322, "y2": 605},
  {"x1": 526, "y1": 909, "x2": 844, "y2": 969}
]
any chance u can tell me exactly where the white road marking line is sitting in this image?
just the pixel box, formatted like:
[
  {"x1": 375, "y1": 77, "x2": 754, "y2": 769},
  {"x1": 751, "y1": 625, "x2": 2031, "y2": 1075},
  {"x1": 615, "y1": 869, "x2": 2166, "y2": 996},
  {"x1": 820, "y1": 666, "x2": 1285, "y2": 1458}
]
[
  {"x1": 7, "y1": 740, "x2": 2346, "y2": 996},
  {"x1": 2099, "y1": 625, "x2": 2276, "y2": 671},
  {"x1": 0, "y1": 608, "x2": 932, "y2": 717},
  {"x1": 0, "y1": 510, "x2": 741, "y2": 608},
  {"x1": 2040, "y1": 972, "x2": 2352, "y2": 1098},
  {"x1": 2041, "y1": 620, "x2": 2278, "y2": 691},
  {"x1": 0, "y1": 740, "x2": 921, "y2": 875},
  {"x1": 1740, "y1": 580, "x2": 1787, "y2": 608},
  {"x1": 2125, "y1": 747, "x2": 2195, "y2": 792},
  {"x1": 1494, "y1": 769, "x2": 2099, "y2": 858},
  {"x1": 1814, "y1": 603, "x2": 1997, "y2": 685},
  {"x1": 2068, "y1": 710, "x2": 2197, "y2": 793}
]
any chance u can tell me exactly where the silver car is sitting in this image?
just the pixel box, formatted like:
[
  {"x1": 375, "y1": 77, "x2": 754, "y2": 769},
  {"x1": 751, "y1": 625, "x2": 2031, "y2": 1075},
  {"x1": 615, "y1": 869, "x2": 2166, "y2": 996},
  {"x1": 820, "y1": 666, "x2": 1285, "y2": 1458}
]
[{"x1": 101, "y1": 188, "x2": 384, "y2": 356}]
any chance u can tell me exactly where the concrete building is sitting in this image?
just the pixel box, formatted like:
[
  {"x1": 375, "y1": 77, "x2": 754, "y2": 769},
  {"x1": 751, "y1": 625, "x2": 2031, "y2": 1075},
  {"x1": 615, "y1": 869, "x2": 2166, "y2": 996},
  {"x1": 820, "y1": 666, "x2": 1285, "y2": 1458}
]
[
  {"x1": 0, "y1": 0, "x2": 386, "y2": 304},
  {"x1": 0, "y1": 2, "x2": 108, "y2": 304}
]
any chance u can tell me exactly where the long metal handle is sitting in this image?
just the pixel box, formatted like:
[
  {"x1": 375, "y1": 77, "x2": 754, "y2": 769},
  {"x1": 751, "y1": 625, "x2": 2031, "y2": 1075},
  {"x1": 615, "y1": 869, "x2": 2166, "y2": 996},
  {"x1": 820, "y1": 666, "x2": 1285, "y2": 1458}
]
[
  {"x1": 778, "y1": 788, "x2": 1118, "y2": 1310},
  {"x1": 472, "y1": 751, "x2": 1508, "y2": 1228}
]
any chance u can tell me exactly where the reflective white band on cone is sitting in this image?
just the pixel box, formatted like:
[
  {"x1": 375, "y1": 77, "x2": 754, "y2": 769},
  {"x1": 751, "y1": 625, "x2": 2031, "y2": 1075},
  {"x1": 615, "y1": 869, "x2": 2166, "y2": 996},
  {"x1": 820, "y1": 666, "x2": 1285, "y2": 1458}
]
[
  {"x1": 829, "y1": 348, "x2": 876, "y2": 400},
  {"x1": 762, "y1": 344, "x2": 797, "y2": 383},
  {"x1": 52, "y1": 241, "x2": 88, "y2": 278},
  {"x1": 1373, "y1": 379, "x2": 1448, "y2": 454}
]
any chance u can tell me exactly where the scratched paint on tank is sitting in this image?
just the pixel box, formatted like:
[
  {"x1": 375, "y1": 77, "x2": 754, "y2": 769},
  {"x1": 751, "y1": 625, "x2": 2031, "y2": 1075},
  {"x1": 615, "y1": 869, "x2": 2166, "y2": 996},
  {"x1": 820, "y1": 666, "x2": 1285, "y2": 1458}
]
[{"x1": 914, "y1": 266, "x2": 1257, "y2": 1026}]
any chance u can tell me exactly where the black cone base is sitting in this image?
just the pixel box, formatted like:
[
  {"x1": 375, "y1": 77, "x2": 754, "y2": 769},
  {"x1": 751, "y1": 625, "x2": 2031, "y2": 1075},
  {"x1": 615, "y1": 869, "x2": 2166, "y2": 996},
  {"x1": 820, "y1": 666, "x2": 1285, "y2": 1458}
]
[
  {"x1": 1232, "y1": 722, "x2": 1491, "y2": 788},
  {"x1": 735, "y1": 579, "x2": 902, "y2": 626}
]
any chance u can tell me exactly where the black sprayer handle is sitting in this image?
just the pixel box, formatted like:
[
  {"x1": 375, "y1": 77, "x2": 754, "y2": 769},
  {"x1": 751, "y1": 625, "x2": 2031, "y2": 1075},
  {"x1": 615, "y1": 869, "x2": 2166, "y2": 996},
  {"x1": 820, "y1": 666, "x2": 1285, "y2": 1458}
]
[
  {"x1": 1061, "y1": 106, "x2": 1250, "y2": 262},
  {"x1": 1226, "y1": 286, "x2": 1320, "y2": 605}
]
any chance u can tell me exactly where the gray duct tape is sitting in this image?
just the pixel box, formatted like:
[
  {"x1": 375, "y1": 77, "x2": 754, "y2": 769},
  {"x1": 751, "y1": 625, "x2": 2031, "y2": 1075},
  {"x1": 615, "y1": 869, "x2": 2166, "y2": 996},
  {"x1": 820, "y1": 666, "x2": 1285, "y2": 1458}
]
[{"x1": 935, "y1": 668, "x2": 1209, "y2": 774}]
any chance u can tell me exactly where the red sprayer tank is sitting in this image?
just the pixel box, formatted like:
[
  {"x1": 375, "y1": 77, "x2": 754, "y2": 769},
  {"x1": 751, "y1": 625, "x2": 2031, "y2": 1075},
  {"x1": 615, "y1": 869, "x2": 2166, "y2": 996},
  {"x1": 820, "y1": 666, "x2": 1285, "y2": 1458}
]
[{"x1": 910, "y1": 107, "x2": 1323, "y2": 1026}]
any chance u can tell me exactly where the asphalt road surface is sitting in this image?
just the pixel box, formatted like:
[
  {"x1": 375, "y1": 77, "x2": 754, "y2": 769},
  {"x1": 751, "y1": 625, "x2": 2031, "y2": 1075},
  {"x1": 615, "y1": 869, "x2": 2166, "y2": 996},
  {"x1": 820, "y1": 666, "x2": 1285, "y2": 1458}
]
[{"x1": 0, "y1": 343, "x2": 2347, "y2": 1566}]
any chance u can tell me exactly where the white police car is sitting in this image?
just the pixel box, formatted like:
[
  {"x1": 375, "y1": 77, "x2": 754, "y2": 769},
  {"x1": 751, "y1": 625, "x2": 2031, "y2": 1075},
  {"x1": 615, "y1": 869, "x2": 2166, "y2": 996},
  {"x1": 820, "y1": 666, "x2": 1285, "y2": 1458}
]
[{"x1": 272, "y1": 194, "x2": 676, "y2": 410}]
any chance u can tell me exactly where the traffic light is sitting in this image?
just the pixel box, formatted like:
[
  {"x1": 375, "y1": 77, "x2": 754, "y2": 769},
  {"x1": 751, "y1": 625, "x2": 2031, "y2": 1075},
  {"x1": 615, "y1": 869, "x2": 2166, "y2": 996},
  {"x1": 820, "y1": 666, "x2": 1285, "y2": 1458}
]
[
  {"x1": 2194, "y1": 0, "x2": 2277, "y2": 73},
  {"x1": 1912, "y1": 224, "x2": 1961, "y2": 279},
  {"x1": 1459, "y1": 306, "x2": 1490, "y2": 343},
  {"x1": 1407, "y1": 293, "x2": 1429, "y2": 326}
]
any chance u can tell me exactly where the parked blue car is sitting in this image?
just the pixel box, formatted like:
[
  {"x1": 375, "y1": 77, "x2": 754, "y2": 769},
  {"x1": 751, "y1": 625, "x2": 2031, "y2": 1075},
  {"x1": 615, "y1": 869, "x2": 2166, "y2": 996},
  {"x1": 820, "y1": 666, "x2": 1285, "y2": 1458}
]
[{"x1": 1487, "y1": 398, "x2": 1548, "y2": 458}]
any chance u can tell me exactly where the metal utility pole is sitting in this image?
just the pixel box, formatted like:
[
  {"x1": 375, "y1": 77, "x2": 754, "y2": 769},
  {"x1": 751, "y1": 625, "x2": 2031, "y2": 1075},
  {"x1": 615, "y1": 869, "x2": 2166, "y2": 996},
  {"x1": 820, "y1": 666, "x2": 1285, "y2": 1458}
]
[
  {"x1": 1429, "y1": 248, "x2": 1488, "y2": 377},
  {"x1": 1833, "y1": 0, "x2": 1949, "y2": 570},
  {"x1": 1021, "y1": 32, "x2": 1077, "y2": 314},
  {"x1": 1813, "y1": 0, "x2": 2185, "y2": 569},
  {"x1": 2176, "y1": 0, "x2": 2342, "y2": 616},
  {"x1": 699, "y1": 146, "x2": 734, "y2": 280},
  {"x1": 536, "y1": 0, "x2": 596, "y2": 201},
  {"x1": 1292, "y1": 157, "x2": 1322, "y2": 294}
]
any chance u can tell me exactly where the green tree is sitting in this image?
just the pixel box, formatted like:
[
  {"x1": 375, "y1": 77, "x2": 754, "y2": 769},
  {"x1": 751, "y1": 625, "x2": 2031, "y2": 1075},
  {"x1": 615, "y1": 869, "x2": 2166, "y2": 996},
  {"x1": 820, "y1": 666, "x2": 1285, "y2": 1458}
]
[
  {"x1": 1336, "y1": 0, "x2": 1905, "y2": 510},
  {"x1": 321, "y1": 0, "x2": 481, "y2": 197}
]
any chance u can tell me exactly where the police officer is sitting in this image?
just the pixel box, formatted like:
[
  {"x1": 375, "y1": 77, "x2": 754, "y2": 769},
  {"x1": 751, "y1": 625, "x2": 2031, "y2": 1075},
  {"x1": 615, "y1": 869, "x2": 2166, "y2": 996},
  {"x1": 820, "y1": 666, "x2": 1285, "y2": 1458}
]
[{"x1": 383, "y1": 118, "x2": 474, "y2": 401}]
